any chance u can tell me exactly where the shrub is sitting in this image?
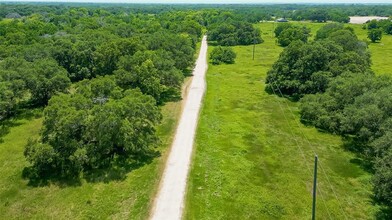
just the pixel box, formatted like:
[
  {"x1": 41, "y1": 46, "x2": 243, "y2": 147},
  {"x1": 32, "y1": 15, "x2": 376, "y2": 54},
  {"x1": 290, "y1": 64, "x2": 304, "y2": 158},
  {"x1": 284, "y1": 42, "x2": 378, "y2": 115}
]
[{"x1": 210, "y1": 46, "x2": 236, "y2": 65}]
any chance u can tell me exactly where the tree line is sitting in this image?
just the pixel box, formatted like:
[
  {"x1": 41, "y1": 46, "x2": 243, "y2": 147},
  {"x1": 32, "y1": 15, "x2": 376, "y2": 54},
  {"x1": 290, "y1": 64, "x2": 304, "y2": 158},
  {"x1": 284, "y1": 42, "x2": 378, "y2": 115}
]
[
  {"x1": 1, "y1": 5, "x2": 264, "y2": 179},
  {"x1": 0, "y1": 6, "x2": 206, "y2": 178},
  {"x1": 274, "y1": 23, "x2": 311, "y2": 47},
  {"x1": 266, "y1": 23, "x2": 392, "y2": 212},
  {"x1": 364, "y1": 18, "x2": 392, "y2": 43},
  {"x1": 2, "y1": 3, "x2": 392, "y2": 25},
  {"x1": 206, "y1": 11, "x2": 263, "y2": 46}
]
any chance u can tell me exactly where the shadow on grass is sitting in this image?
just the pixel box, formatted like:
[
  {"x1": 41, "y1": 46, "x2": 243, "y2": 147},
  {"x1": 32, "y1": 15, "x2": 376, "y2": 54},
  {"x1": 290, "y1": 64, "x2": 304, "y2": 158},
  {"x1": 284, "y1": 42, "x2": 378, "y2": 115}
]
[
  {"x1": 22, "y1": 150, "x2": 160, "y2": 188},
  {"x1": 183, "y1": 69, "x2": 194, "y2": 77},
  {"x1": 84, "y1": 151, "x2": 160, "y2": 184},
  {"x1": 22, "y1": 167, "x2": 83, "y2": 188},
  {"x1": 340, "y1": 137, "x2": 375, "y2": 173},
  {"x1": 349, "y1": 158, "x2": 374, "y2": 173},
  {"x1": 207, "y1": 41, "x2": 219, "y2": 46},
  {"x1": 0, "y1": 108, "x2": 43, "y2": 143},
  {"x1": 159, "y1": 89, "x2": 182, "y2": 105},
  {"x1": 264, "y1": 86, "x2": 301, "y2": 102},
  {"x1": 375, "y1": 205, "x2": 392, "y2": 220},
  {"x1": 342, "y1": 138, "x2": 392, "y2": 218}
]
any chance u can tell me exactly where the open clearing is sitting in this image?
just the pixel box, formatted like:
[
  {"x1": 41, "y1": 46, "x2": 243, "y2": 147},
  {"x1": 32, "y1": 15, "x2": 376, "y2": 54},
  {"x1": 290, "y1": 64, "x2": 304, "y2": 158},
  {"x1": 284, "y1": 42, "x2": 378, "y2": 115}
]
[{"x1": 185, "y1": 22, "x2": 386, "y2": 219}]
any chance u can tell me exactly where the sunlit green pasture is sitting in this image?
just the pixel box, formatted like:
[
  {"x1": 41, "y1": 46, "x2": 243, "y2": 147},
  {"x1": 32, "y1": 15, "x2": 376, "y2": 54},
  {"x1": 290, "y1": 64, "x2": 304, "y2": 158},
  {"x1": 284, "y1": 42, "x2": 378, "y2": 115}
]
[{"x1": 185, "y1": 22, "x2": 382, "y2": 219}]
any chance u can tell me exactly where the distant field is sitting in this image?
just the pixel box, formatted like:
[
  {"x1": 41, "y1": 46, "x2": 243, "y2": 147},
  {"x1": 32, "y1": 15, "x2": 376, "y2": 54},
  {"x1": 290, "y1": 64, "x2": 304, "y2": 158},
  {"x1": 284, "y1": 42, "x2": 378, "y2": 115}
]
[
  {"x1": 348, "y1": 23, "x2": 392, "y2": 76},
  {"x1": 0, "y1": 95, "x2": 185, "y2": 219},
  {"x1": 349, "y1": 16, "x2": 389, "y2": 24},
  {"x1": 185, "y1": 22, "x2": 380, "y2": 219}
]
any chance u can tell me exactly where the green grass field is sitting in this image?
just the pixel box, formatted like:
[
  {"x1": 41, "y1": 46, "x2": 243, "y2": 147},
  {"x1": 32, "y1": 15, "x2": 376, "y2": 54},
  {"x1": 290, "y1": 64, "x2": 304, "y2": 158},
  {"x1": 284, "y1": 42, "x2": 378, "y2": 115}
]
[
  {"x1": 185, "y1": 22, "x2": 388, "y2": 219},
  {"x1": 348, "y1": 24, "x2": 392, "y2": 76},
  {"x1": 0, "y1": 96, "x2": 185, "y2": 219}
]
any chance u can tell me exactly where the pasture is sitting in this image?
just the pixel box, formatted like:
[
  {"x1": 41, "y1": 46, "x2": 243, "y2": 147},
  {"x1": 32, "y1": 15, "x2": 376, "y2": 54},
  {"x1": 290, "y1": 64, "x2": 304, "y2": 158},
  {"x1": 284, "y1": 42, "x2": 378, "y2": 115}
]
[{"x1": 184, "y1": 22, "x2": 386, "y2": 219}]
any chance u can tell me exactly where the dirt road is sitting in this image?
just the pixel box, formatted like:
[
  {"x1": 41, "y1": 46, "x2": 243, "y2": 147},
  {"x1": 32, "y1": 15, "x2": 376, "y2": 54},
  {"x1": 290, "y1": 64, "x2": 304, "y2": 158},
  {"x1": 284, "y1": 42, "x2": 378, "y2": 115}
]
[{"x1": 150, "y1": 35, "x2": 208, "y2": 220}]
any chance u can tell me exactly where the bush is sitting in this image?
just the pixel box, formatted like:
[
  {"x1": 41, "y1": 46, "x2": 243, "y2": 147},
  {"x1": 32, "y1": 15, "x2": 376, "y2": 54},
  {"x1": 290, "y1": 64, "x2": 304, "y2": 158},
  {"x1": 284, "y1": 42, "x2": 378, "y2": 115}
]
[
  {"x1": 276, "y1": 25, "x2": 310, "y2": 47},
  {"x1": 210, "y1": 46, "x2": 236, "y2": 65},
  {"x1": 368, "y1": 28, "x2": 383, "y2": 43},
  {"x1": 208, "y1": 21, "x2": 263, "y2": 46}
]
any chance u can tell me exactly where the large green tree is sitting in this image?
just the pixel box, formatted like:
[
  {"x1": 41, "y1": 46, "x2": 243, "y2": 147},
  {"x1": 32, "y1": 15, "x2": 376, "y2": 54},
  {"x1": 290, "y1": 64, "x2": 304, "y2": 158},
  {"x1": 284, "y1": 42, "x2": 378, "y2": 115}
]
[
  {"x1": 267, "y1": 23, "x2": 370, "y2": 98},
  {"x1": 208, "y1": 21, "x2": 263, "y2": 46},
  {"x1": 368, "y1": 28, "x2": 383, "y2": 43},
  {"x1": 276, "y1": 26, "x2": 310, "y2": 47},
  {"x1": 25, "y1": 77, "x2": 162, "y2": 177},
  {"x1": 27, "y1": 59, "x2": 71, "y2": 106}
]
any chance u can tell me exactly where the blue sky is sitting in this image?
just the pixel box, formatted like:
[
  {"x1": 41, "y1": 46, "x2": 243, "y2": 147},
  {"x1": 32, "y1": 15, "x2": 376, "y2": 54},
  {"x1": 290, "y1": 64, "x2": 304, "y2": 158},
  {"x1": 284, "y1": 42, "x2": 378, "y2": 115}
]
[{"x1": 3, "y1": 0, "x2": 392, "y2": 4}]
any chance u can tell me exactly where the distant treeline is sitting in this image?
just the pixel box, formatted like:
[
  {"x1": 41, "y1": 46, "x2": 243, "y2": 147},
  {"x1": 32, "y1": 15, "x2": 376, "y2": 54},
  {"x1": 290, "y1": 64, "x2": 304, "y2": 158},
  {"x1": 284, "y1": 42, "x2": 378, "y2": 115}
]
[{"x1": 2, "y1": 3, "x2": 392, "y2": 24}]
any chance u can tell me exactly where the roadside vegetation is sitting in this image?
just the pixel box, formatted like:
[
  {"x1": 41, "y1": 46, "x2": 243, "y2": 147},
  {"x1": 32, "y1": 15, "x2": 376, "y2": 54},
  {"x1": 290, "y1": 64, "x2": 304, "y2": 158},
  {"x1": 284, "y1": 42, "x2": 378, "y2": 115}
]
[{"x1": 0, "y1": 5, "x2": 202, "y2": 219}]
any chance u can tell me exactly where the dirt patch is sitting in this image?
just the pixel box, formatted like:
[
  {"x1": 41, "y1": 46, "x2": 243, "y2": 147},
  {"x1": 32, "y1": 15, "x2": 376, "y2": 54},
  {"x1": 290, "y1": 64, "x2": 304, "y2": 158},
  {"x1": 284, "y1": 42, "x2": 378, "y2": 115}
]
[{"x1": 349, "y1": 16, "x2": 389, "y2": 24}]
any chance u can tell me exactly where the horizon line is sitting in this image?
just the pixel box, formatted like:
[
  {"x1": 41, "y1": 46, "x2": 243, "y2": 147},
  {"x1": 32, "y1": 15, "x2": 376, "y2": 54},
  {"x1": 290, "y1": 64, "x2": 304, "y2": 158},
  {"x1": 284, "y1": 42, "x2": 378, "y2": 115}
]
[{"x1": 2, "y1": 1, "x2": 392, "y2": 5}]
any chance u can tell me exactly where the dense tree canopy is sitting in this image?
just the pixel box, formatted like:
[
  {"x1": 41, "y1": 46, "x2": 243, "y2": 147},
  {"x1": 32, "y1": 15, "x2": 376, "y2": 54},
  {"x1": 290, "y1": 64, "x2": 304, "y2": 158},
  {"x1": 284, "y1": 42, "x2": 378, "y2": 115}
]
[
  {"x1": 25, "y1": 77, "x2": 162, "y2": 177},
  {"x1": 291, "y1": 8, "x2": 350, "y2": 23},
  {"x1": 0, "y1": 5, "x2": 204, "y2": 123},
  {"x1": 315, "y1": 23, "x2": 353, "y2": 40},
  {"x1": 267, "y1": 23, "x2": 370, "y2": 98},
  {"x1": 275, "y1": 23, "x2": 310, "y2": 47},
  {"x1": 0, "y1": 57, "x2": 71, "y2": 117},
  {"x1": 0, "y1": 5, "x2": 208, "y2": 178},
  {"x1": 207, "y1": 15, "x2": 263, "y2": 46}
]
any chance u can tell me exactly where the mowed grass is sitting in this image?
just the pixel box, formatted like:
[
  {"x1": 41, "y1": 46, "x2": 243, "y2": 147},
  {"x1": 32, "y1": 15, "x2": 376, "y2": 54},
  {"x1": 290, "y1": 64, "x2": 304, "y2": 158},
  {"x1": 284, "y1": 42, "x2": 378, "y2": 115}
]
[
  {"x1": 0, "y1": 95, "x2": 184, "y2": 219},
  {"x1": 185, "y1": 22, "x2": 380, "y2": 219},
  {"x1": 347, "y1": 23, "x2": 392, "y2": 76}
]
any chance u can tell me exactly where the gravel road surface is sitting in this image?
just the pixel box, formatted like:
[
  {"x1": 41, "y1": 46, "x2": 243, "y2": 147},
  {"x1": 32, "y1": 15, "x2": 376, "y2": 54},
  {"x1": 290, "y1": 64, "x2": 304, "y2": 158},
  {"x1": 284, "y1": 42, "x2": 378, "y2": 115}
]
[{"x1": 150, "y1": 35, "x2": 208, "y2": 220}]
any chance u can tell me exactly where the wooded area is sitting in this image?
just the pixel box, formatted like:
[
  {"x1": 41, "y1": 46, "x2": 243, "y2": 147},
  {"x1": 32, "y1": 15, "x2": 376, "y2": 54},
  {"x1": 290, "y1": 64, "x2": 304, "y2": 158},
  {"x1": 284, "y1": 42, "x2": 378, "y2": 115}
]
[
  {"x1": 0, "y1": 2, "x2": 268, "y2": 180},
  {"x1": 0, "y1": 5, "x2": 205, "y2": 178}
]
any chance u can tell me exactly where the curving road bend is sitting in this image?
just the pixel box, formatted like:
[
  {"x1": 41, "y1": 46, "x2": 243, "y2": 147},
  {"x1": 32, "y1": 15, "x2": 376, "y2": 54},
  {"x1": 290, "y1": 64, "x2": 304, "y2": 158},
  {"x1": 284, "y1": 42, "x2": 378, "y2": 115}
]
[{"x1": 150, "y1": 35, "x2": 208, "y2": 220}]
